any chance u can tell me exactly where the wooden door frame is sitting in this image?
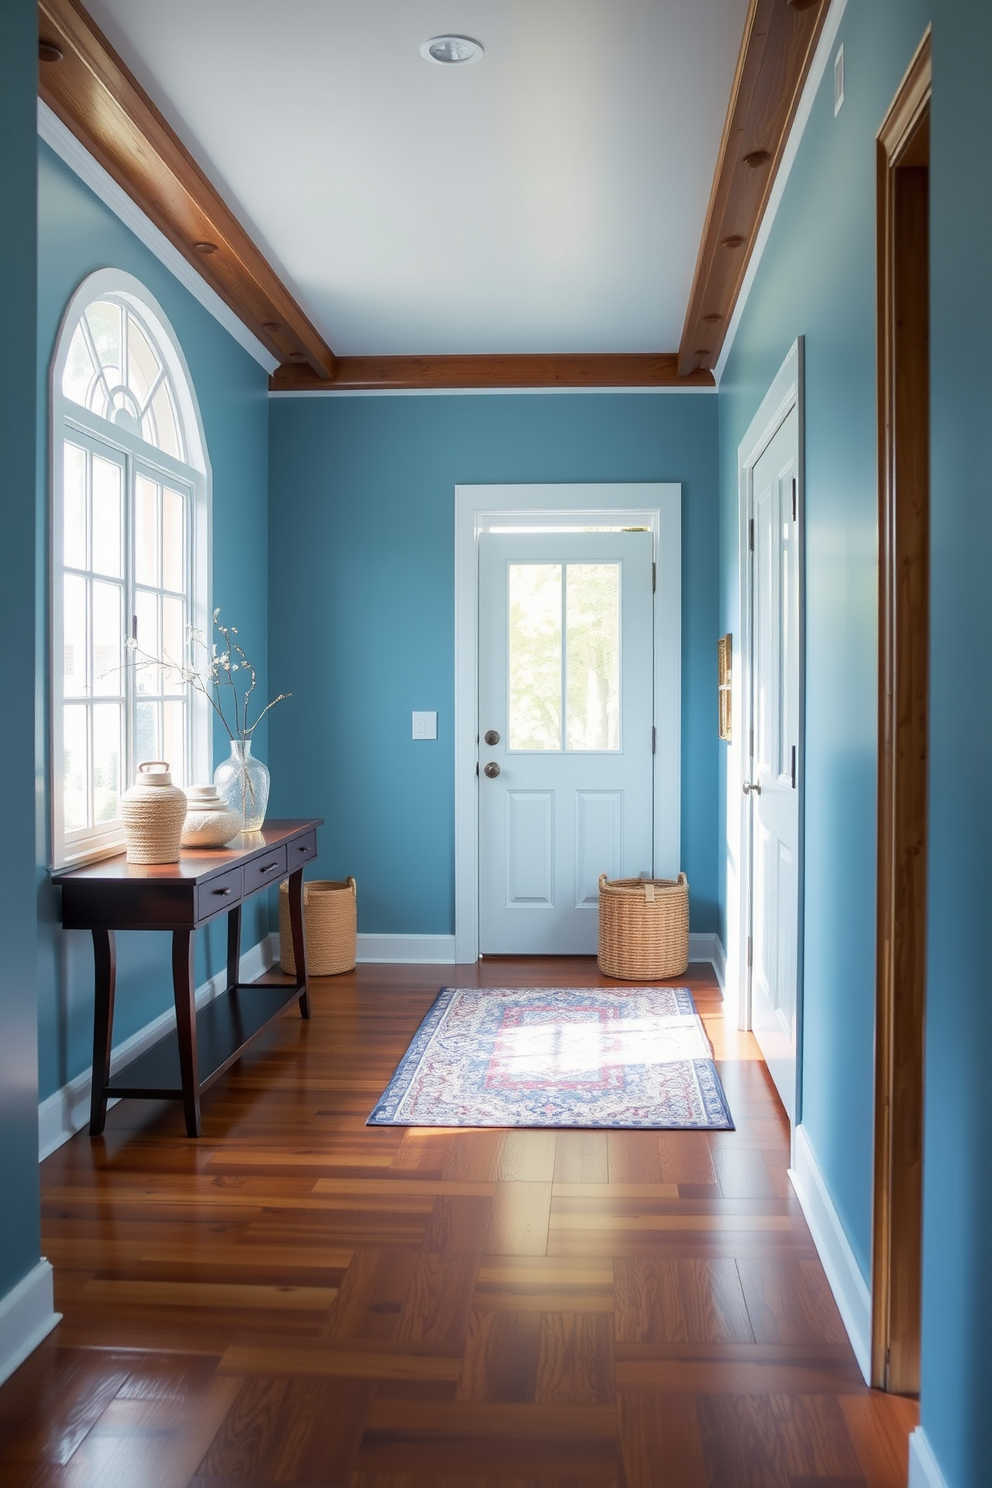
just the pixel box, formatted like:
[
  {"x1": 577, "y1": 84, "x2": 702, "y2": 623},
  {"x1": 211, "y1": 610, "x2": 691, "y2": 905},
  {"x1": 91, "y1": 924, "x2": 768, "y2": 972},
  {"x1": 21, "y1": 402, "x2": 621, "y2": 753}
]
[{"x1": 872, "y1": 28, "x2": 931, "y2": 1396}]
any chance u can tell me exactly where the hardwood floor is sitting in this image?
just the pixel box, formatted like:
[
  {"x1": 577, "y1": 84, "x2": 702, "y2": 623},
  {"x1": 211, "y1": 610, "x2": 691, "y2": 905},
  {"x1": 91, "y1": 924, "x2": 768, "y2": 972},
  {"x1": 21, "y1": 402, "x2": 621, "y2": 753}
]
[{"x1": 0, "y1": 959, "x2": 916, "y2": 1486}]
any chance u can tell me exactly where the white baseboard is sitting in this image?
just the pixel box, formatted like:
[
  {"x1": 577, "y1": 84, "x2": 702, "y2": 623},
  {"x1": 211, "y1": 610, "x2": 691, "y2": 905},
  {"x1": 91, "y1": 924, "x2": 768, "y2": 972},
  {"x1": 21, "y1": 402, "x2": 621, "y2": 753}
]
[
  {"x1": 353, "y1": 932, "x2": 725, "y2": 973},
  {"x1": 356, "y1": 933, "x2": 457, "y2": 964},
  {"x1": 38, "y1": 936, "x2": 278, "y2": 1160},
  {"x1": 788, "y1": 1123, "x2": 871, "y2": 1383},
  {"x1": 908, "y1": 1428, "x2": 949, "y2": 1488},
  {"x1": 0, "y1": 1260, "x2": 60, "y2": 1388},
  {"x1": 688, "y1": 932, "x2": 726, "y2": 990}
]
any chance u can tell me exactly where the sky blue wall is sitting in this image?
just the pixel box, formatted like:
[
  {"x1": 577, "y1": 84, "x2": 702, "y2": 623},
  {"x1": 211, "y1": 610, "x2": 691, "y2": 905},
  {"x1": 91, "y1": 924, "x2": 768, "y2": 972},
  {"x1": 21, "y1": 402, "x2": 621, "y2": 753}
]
[
  {"x1": 36, "y1": 140, "x2": 272, "y2": 1103},
  {"x1": 923, "y1": 4, "x2": 992, "y2": 1482},
  {"x1": 717, "y1": 0, "x2": 929, "y2": 1288},
  {"x1": 267, "y1": 392, "x2": 720, "y2": 937},
  {"x1": 721, "y1": 2, "x2": 992, "y2": 1483},
  {"x1": 0, "y1": 0, "x2": 43, "y2": 1301}
]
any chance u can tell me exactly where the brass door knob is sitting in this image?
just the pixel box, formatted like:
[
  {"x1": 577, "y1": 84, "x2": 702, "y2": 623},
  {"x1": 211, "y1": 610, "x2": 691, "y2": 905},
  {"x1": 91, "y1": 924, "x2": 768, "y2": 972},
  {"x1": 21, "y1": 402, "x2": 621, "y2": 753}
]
[
  {"x1": 484, "y1": 730, "x2": 500, "y2": 746},
  {"x1": 484, "y1": 762, "x2": 501, "y2": 779}
]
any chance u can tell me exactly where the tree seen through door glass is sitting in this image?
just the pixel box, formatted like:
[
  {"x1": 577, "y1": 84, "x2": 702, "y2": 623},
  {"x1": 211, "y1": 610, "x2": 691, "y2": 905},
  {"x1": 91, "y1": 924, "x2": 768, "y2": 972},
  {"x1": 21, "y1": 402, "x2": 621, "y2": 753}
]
[
  {"x1": 566, "y1": 563, "x2": 620, "y2": 750},
  {"x1": 508, "y1": 564, "x2": 562, "y2": 749}
]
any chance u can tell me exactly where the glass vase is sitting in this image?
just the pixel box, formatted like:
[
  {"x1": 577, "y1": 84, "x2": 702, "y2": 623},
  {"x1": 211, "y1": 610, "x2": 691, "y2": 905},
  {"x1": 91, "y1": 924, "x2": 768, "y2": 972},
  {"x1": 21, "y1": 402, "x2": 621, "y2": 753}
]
[{"x1": 213, "y1": 738, "x2": 270, "y2": 831}]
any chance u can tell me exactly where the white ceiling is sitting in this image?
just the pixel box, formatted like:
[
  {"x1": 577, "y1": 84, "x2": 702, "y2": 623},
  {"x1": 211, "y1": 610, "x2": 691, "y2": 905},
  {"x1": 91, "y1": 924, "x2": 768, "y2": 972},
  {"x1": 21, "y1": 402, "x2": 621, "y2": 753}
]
[{"x1": 85, "y1": 0, "x2": 749, "y2": 357}]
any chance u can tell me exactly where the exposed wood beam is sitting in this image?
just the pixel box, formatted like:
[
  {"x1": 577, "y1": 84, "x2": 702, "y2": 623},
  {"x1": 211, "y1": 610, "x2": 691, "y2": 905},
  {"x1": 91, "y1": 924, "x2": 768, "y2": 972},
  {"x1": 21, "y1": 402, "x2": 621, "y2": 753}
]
[
  {"x1": 678, "y1": 0, "x2": 831, "y2": 378},
  {"x1": 271, "y1": 353, "x2": 714, "y2": 393},
  {"x1": 37, "y1": 0, "x2": 336, "y2": 379}
]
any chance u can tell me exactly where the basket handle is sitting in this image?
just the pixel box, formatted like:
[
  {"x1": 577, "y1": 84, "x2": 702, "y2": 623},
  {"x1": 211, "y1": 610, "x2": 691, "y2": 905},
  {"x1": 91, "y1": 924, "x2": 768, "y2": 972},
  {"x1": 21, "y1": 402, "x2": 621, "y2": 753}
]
[
  {"x1": 598, "y1": 873, "x2": 608, "y2": 890},
  {"x1": 347, "y1": 876, "x2": 357, "y2": 896},
  {"x1": 644, "y1": 882, "x2": 656, "y2": 902},
  {"x1": 677, "y1": 872, "x2": 688, "y2": 887}
]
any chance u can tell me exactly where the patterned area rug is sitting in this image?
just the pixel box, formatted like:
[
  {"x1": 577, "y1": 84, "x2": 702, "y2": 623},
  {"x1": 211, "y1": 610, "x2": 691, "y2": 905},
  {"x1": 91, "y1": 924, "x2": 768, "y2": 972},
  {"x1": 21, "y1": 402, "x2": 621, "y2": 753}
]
[{"x1": 368, "y1": 985, "x2": 734, "y2": 1130}]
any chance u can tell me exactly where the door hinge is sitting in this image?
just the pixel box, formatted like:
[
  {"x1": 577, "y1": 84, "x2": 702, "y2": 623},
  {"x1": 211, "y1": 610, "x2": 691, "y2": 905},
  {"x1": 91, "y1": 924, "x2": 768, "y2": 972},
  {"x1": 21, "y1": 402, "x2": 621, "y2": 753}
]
[
  {"x1": 651, "y1": 560, "x2": 656, "y2": 593},
  {"x1": 748, "y1": 518, "x2": 754, "y2": 551},
  {"x1": 791, "y1": 744, "x2": 797, "y2": 789},
  {"x1": 747, "y1": 935, "x2": 753, "y2": 968},
  {"x1": 791, "y1": 476, "x2": 797, "y2": 523},
  {"x1": 651, "y1": 725, "x2": 656, "y2": 754},
  {"x1": 475, "y1": 762, "x2": 479, "y2": 777}
]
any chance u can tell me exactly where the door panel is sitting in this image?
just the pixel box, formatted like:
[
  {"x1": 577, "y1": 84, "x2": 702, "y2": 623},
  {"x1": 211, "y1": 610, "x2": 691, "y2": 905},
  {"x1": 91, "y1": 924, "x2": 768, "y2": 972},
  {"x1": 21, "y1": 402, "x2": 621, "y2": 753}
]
[
  {"x1": 505, "y1": 792, "x2": 554, "y2": 906},
  {"x1": 748, "y1": 411, "x2": 800, "y2": 1121},
  {"x1": 479, "y1": 531, "x2": 653, "y2": 954}
]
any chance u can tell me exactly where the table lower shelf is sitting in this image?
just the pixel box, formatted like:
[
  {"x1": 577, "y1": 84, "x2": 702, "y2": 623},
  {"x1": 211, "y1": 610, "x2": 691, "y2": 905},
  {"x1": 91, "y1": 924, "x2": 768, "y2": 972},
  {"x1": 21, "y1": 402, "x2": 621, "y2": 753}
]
[{"x1": 105, "y1": 983, "x2": 303, "y2": 1100}]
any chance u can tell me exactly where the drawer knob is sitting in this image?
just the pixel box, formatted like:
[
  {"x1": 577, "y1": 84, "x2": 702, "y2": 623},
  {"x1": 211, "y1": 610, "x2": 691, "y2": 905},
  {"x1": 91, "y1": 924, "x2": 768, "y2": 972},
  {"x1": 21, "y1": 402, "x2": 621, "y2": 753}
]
[{"x1": 215, "y1": 887, "x2": 233, "y2": 896}]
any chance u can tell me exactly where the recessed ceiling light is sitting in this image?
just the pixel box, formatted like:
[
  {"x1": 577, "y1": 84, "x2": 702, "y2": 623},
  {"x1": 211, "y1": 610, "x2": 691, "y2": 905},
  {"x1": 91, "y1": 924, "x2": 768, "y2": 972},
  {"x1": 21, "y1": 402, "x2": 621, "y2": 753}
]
[{"x1": 420, "y1": 35, "x2": 484, "y2": 66}]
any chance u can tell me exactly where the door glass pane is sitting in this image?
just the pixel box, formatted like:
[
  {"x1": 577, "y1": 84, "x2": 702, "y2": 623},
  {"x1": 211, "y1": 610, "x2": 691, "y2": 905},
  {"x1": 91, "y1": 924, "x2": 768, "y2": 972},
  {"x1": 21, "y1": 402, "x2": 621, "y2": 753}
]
[
  {"x1": 566, "y1": 563, "x2": 620, "y2": 751},
  {"x1": 63, "y1": 704, "x2": 88, "y2": 830},
  {"x1": 63, "y1": 443, "x2": 87, "y2": 569},
  {"x1": 63, "y1": 574, "x2": 87, "y2": 697},
  {"x1": 92, "y1": 581, "x2": 122, "y2": 696},
  {"x1": 508, "y1": 564, "x2": 562, "y2": 751},
  {"x1": 134, "y1": 475, "x2": 159, "y2": 586},
  {"x1": 91, "y1": 456, "x2": 123, "y2": 577},
  {"x1": 92, "y1": 703, "x2": 121, "y2": 822},
  {"x1": 162, "y1": 488, "x2": 185, "y2": 592}
]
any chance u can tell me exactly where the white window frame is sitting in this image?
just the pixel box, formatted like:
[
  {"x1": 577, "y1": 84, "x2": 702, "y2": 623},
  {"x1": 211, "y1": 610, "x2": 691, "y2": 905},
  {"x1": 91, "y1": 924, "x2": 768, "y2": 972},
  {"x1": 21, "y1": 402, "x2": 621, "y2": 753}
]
[{"x1": 50, "y1": 269, "x2": 211, "y2": 868}]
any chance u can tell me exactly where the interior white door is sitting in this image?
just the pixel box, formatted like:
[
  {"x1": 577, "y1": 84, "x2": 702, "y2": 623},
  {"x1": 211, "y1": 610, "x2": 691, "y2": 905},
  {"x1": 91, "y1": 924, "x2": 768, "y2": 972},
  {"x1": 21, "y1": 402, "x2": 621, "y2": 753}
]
[
  {"x1": 747, "y1": 409, "x2": 800, "y2": 1120},
  {"x1": 478, "y1": 531, "x2": 654, "y2": 954}
]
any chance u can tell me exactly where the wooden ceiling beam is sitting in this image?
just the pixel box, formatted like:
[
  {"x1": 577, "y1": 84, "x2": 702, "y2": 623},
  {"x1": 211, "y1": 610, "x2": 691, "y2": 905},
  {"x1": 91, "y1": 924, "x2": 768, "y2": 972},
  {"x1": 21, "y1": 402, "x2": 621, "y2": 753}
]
[
  {"x1": 38, "y1": 0, "x2": 337, "y2": 379},
  {"x1": 271, "y1": 353, "x2": 714, "y2": 393},
  {"x1": 678, "y1": 0, "x2": 830, "y2": 378}
]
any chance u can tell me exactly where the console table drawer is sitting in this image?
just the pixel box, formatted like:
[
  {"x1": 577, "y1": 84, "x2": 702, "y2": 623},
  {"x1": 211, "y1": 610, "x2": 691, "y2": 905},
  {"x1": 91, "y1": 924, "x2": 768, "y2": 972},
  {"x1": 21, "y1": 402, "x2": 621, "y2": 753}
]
[
  {"x1": 196, "y1": 866, "x2": 243, "y2": 920},
  {"x1": 287, "y1": 830, "x2": 317, "y2": 868},
  {"x1": 243, "y1": 844, "x2": 287, "y2": 893}
]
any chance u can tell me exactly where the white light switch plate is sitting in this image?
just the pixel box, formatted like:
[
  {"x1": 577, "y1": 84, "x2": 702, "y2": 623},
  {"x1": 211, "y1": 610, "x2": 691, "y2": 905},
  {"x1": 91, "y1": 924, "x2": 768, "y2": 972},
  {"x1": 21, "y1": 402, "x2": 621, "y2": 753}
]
[{"x1": 412, "y1": 711, "x2": 438, "y2": 740}]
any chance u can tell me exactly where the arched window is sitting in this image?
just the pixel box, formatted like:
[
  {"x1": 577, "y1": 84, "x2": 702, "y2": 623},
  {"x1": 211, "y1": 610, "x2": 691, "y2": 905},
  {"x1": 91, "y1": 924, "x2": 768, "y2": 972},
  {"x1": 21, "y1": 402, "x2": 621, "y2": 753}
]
[{"x1": 51, "y1": 270, "x2": 210, "y2": 867}]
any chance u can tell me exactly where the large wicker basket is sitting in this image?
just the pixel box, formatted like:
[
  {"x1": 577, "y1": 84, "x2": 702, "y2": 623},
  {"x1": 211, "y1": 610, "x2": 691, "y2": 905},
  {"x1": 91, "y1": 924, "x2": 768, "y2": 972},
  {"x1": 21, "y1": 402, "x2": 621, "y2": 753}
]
[
  {"x1": 279, "y1": 877, "x2": 357, "y2": 977},
  {"x1": 597, "y1": 872, "x2": 689, "y2": 979}
]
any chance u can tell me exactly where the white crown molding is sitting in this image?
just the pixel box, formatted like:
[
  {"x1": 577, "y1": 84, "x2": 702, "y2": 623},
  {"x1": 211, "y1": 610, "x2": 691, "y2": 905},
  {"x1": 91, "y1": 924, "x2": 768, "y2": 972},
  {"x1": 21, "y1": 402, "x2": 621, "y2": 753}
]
[
  {"x1": 38, "y1": 936, "x2": 278, "y2": 1159},
  {"x1": 0, "y1": 1261, "x2": 60, "y2": 1389},
  {"x1": 789, "y1": 1123, "x2": 871, "y2": 1382},
  {"x1": 715, "y1": 0, "x2": 849, "y2": 384},
  {"x1": 38, "y1": 100, "x2": 278, "y2": 376}
]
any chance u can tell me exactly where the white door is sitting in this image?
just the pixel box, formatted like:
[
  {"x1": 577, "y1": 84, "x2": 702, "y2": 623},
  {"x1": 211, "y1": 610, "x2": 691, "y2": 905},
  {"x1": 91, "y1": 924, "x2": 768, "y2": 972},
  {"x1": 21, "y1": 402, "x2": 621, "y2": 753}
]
[
  {"x1": 747, "y1": 410, "x2": 800, "y2": 1120},
  {"x1": 478, "y1": 531, "x2": 654, "y2": 954}
]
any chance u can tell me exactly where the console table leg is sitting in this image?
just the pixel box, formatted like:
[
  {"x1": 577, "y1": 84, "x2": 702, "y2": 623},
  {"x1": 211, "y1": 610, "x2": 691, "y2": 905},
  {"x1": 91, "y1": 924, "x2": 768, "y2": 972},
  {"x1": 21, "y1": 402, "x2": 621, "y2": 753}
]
[
  {"x1": 226, "y1": 902, "x2": 243, "y2": 993},
  {"x1": 89, "y1": 928, "x2": 116, "y2": 1135},
  {"x1": 172, "y1": 928, "x2": 201, "y2": 1137},
  {"x1": 287, "y1": 867, "x2": 311, "y2": 1019}
]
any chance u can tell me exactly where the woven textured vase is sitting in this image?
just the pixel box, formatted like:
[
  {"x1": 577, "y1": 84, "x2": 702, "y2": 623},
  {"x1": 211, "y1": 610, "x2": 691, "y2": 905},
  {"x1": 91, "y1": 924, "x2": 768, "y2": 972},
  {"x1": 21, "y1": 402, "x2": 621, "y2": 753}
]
[
  {"x1": 121, "y1": 761, "x2": 188, "y2": 864},
  {"x1": 279, "y1": 878, "x2": 357, "y2": 977},
  {"x1": 597, "y1": 872, "x2": 689, "y2": 980}
]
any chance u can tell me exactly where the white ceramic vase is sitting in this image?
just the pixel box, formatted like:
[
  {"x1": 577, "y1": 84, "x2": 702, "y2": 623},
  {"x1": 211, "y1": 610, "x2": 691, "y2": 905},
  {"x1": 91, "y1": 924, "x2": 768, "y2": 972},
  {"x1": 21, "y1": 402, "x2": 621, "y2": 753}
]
[{"x1": 180, "y1": 784, "x2": 242, "y2": 848}]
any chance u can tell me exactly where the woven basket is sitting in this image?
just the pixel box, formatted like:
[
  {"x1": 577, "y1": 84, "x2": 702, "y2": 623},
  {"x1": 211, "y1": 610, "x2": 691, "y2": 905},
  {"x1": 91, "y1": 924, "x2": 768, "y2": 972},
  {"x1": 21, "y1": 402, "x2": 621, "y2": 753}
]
[
  {"x1": 279, "y1": 877, "x2": 357, "y2": 977},
  {"x1": 597, "y1": 872, "x2": 689, "y2": 980}
]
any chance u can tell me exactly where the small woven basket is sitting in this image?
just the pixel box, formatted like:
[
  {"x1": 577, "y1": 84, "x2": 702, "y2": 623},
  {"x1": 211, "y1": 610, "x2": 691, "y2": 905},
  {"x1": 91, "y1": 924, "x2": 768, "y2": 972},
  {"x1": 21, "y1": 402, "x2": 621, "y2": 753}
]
[
  {"x1": 279, "y1": 877, "x2": 357, "y2": 977},
  {"x1": 597, "y1": 872, "x2": 689, "y2": 980}
]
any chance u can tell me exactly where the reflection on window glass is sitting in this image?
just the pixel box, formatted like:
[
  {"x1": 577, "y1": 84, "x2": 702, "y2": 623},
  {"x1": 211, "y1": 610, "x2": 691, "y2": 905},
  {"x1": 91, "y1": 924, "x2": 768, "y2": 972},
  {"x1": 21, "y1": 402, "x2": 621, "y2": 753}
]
[
  {"x1": 63, "y1": 705, "x2": 88, "y2": 831},
  {"x1": 135, "y1": 475, "x2": 158, "y2": 586},
  {"x1": 162, "y1": 488, "x2": 185, "y2": 592},
  {"x1": 63, "y1": 444, "x2": 87, "y2": 569},
  {"x1": 91, "y1": 456, "x2": 122, "y2": 578},
  {"x1": 508, "y1": 564, "x2": 562, "y2": 751},
  {"x1": 63, "y1": 575, "x2": 87, "y2": 697},
  {"x1": 92, "y1": 704, "x2": 121, "y2": 822},
  {"x1": 92, "y1": 582, "x2": 122, "y2": 696},
  {"x1": 566, "y1": 564, "x2": 620, "y2": 751}
]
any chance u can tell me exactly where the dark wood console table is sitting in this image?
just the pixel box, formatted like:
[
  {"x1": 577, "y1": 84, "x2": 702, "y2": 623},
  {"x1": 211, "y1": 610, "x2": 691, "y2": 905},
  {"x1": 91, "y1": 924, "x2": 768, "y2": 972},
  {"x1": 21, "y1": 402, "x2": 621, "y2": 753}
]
[{"x1": 53, "y1": 818, "x2": 322, "y2": 1138}]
